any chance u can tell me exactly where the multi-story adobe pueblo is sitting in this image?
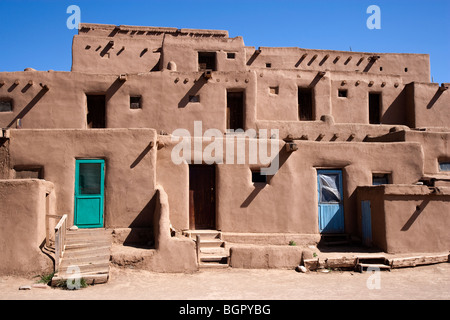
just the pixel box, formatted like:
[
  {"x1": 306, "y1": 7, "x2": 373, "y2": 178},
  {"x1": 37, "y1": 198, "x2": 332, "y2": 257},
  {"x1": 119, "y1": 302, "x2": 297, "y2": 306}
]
[{"x1": 0, "y1": 24, "x2": 449, "y2": 283}]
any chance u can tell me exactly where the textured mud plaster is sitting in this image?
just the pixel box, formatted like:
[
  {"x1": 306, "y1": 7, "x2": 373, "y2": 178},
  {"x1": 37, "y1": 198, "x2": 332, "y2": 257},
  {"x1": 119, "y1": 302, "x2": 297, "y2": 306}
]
[
  {"x1": 0, "y1": 179, "x2": 54, "y2": 275},
  {"x1": 229, "y1": 246, "x2": 303, "y2": 269},
  {"x1": 357, "y1": 185, "x2": 450, "y2": 253}
]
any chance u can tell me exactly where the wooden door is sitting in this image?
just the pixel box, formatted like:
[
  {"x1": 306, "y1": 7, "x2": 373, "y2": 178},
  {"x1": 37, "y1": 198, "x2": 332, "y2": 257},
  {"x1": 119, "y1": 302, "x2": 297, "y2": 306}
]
[{"x1": 189, "y1": 165, "x2": 216, "y2": 230}]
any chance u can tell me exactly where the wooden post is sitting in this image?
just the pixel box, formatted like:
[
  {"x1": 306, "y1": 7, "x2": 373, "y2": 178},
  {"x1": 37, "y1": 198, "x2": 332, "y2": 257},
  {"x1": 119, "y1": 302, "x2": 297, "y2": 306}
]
[{"x1": 196, "y1": 235, "x2": 201, "y2": 264}]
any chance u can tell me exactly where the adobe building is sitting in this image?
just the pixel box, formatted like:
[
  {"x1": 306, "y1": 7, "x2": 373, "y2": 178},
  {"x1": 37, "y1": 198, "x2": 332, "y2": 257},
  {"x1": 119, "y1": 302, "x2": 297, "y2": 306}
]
[{"x1": 0, "y1": 24, "x2": 449, "y2": 280}]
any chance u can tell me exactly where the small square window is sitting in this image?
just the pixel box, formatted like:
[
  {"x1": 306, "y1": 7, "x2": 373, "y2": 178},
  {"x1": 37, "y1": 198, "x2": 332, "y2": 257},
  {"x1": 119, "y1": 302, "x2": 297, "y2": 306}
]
[
  {"x1": 252, "y1": 170, "x2": 267, "y2": 184},
  {"x1": 227, "y1": 52, "x2": 236, "y2": 59},
  {"x1": 338, "y1": 89, "x2": 348, "y2": 98},
  {"x1": 130, "y1": 96, "x2": 142, "y2": 109},
  {"x1": 189, "y1": 95, "x2": 200, "y2": 103},
  {"x1": 269, "y1": 86, "x2": 279, "y2": 95},
  {"x1": 266, "y1": 63, "x2": 272, "y2": 68},
  {"x1": 439, "y1": 162, "x2": 450, "y2": 172},
  {"x1": 0, "y1": 99, "x2": 12, "y2": 112}
]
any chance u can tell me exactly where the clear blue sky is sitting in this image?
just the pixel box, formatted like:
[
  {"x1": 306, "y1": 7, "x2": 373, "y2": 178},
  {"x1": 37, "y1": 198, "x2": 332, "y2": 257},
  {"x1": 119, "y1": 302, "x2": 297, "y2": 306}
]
[{"x1": 0, "y1": 0, "x2": 448, "y2": 83}]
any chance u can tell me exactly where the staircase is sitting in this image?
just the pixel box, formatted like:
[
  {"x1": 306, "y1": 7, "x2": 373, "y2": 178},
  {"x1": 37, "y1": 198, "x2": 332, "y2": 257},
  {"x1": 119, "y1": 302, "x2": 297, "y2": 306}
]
[
  {"x1": 51, "y1": 228, "x2": 112, "y2": 287},
  {"x1": 355, "y1": 256, "x2": 391, "y2": 272},
  {"x1": 183, "y1": 230, "x2": 229, "y2": 269}
]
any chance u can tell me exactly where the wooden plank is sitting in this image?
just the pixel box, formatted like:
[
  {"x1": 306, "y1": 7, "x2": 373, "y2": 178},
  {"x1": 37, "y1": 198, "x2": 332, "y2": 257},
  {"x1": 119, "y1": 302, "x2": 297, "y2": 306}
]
[{"x1": 389, "y1": 254, "x2": 449, "y2": 269}]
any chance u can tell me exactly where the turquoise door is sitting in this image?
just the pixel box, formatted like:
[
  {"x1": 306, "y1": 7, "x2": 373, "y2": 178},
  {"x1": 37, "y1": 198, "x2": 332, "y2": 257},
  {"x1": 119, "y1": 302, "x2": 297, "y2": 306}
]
[
  {"x1": 74, "y1": 159, "x2": 105, "y2": 228},
  {"x1": 317, "y1": 170, "x2": 344, "y2": 233}
]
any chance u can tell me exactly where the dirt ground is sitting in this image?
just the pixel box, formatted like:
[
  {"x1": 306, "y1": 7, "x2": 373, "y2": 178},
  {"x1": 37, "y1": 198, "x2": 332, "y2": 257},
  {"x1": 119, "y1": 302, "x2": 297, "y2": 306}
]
[{"x1": 1, "y1": 263, "x2": 449, "y2": 300}]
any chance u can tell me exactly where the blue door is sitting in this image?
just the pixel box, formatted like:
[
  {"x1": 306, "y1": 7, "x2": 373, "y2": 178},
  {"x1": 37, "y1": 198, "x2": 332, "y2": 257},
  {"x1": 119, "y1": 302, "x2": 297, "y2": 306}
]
[
  {"x1": 361, "y1": 200, "x2": 372, "y2": 246},
  {"x1": 74, "y1": 159, "x2": 105, "y2": 228},
  {"x1": 317, "y1": 170, "x2": 344, "y2": 233}
]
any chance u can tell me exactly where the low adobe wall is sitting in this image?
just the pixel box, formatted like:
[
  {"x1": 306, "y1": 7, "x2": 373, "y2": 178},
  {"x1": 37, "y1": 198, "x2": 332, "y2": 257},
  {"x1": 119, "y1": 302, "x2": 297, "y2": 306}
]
[
  {"x1": 357, "y1": 185, "x2": 450, "y2": 253},
  {"x1": 0, "y1": 179, "x2": 54, "y2": 275},
  {"x1": 229, "y1": 245, "x2": 303, "y2": 269}
]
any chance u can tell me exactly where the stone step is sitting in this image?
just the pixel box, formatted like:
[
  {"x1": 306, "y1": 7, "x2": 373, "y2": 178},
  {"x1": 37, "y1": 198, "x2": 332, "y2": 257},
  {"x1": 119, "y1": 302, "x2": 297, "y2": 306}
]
[
  {"x1": 52, "y1": 272, "x2": 109, "y2": 286},
  {"x1": 58, "y1": 262, "x2": 110, "y2": 274}
]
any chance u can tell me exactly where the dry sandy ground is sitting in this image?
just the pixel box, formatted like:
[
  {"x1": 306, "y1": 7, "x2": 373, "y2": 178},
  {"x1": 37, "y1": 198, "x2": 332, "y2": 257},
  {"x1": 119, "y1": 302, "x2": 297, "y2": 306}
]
[{"x1": 1, "y1": 263, "x2": 449, "y2": 300}]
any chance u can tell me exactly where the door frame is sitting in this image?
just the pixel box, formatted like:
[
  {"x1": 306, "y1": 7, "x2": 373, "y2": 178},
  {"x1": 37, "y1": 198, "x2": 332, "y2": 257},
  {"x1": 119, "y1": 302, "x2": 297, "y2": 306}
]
[
  {"x1": 317, "y1": 169, "x2": 345, "y2": 234},
  {"x1": 74, "y1": 159, "x2": 105, "y2": 228}
]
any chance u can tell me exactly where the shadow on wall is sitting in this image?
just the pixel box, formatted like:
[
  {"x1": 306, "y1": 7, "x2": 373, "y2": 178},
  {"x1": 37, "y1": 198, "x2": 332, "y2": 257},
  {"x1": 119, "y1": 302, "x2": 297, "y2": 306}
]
[
  {"x1": 381, "y1": 87, "x2": 407, "y2": 125},
  {"x1": 178, "y1": 76, "x2": 207, "y2": 109},
  {"x1": 6, "y1": 88, "x2": 48, "y2": 129},
  {"x1": 123, "y1": 194, "x2": 157, "y2": 247},
  {"x1": 401, "y1": 199, "x2": 430, "y2": 231},
  {"x1": 240, "y1": 144, "x2": 292, "y2": 208},
  {"x1": 426, "y1": 89, "x2": 444, "y2": 109}
]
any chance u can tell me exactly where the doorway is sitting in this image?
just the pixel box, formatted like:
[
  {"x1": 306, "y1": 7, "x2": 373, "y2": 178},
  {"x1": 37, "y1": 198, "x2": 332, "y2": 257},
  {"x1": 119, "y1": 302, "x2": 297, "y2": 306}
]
[
  {"x1": 317, "y1": 169, "x2": 344, "y2": 233},
  {"x1": 369, "y1": 93, "x2": 381, "y2": 124},
  {"x1": 226, "y1": 90, "x2": 244, "y2": 131},
  {"x1": 189, "y1": 165, "x2": 216, "y2": 230},
  {"x1": 298, "y1": 87, "x2": 314, "y2": 121},
  {"x1": 74, "y1": 159, "x2": 105, "y2": 228},
  {"x1": 86, "y1": 95, "x2": 106, "y2": 128}
]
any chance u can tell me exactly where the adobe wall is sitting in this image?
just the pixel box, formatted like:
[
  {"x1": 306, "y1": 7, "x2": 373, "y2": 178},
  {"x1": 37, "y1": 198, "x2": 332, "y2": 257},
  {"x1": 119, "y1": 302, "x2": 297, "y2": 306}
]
[
  {"x1": 157, "y1": 134, "x2": 423, "y2": 236},
  {"x1": 407, "y1": 82, "x2": 450, "y2": 129},
  {"x1": 8, "y1": 129, "x2": 157, "y2": 228},
  {"x1": 0, "y1": 179, "x2": 54, "y2": 275},
  {"x1": 358, "y1": 185, "x2": 450, "y2": 253}
]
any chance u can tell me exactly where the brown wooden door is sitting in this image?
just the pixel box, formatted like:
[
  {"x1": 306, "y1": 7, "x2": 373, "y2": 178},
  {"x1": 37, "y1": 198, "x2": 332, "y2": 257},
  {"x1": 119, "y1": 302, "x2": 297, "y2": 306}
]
[{"x1": 189, "y1": 165, "x2": 216, "y2": 230}]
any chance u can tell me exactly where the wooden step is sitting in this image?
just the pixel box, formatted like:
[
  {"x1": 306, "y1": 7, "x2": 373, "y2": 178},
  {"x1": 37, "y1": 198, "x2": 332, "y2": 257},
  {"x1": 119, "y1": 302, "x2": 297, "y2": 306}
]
[
  {"x1": 60, "y1": 255, "x2": 110, "y2": 268},
  {"x1": 52, "y1": 228, "x2": 112, "y2": 287},
  {"x1": 199, "y1": 262, "x2": 229, "y2": 269},
  {"x1": 356, "y1": 263, "x2": 391, "y2": 272}
]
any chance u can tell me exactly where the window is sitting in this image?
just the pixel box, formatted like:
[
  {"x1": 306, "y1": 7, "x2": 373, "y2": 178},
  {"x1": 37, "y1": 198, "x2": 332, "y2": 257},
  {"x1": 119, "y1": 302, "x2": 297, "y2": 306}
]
[
  {"x1": 130, "y1": 96, "x2": 142, "y2": 109},
  {"x1": 227, "y1": 52, "x2": 236, "y2": 59},
  {"x1": 269, "y1": 86, "x2": 279, "y2": 95},
  {"x1": 298, "y1": 87, "x2": 314, "y2": 121},
  {"x1": 265, "y1": 63, "x2": 272, "y2": 68},
  {"x1": 86, "y1": 95, "x2": 106, "y2": 128},
  {"x1": 369, "y1": 93, "x2": 381, "y2": 124},
  {"x1": 14, "y1": 166, "x2": 43, "y2": 179},
  {"x1": 198, "y1": 52, "x2": 216, "y2": 71},
  {"x1": 372, "y1": 173, "x2": 391, "y2": 185},
  {"x1": 189, "y1": 95, "x2": 200, "y2": 103},
  {"x1": 227, "y1": 90, "x2": 244, "y2": 131},
  {"x1": 0, "y1": 99, "x2": 12, "y2": 112},
  {"x1": 252, "y1": 170, "x2": 267, "y2": 184},
  {"x1": 439, "y1": 162, "x2": 450, "y2": 172},
  {"x1": 338, "y1": 89, "x2": 348, "y2": 98}
]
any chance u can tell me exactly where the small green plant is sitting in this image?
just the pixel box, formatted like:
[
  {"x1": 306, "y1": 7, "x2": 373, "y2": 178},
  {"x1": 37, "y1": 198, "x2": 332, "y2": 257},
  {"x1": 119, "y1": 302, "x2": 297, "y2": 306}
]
[
  {"x1": 288, "y1": 240, "x2": 297, "y2": 246},
  {"x1": 34, "y1": 271, "x2": 55, "y2": 285},
  {"x1": 313, "y1": 252, "x2": 317, "y2": 258}
]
